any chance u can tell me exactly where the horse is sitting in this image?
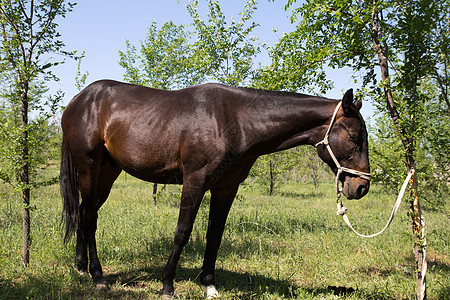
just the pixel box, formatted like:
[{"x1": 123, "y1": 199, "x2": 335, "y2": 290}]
[{"x1": 60, "y1": 80, "x2": 370, "y2": 298}]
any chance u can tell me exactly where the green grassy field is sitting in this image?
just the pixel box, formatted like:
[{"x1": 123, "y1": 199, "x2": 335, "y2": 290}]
[{"x1": 0, "y1": 172, "x2": 448, "y2": 299}]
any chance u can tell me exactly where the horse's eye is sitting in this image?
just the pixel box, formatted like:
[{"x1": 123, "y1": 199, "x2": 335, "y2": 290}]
[{"x1": 348, "y1": 133, "x2": 358, "y2": 142}]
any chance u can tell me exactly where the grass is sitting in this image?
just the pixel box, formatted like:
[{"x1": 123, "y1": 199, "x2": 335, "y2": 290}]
[{"x1": 0, "y1": 171, "x2": 449, "y2": 299}]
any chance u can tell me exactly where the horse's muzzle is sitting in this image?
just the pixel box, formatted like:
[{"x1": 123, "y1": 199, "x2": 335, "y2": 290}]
[{"x1": 343, "y1": 177, "x2": 370, "y2": 199}]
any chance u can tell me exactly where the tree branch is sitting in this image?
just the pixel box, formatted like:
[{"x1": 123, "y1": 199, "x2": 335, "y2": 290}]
[
  {"x1": 434, "y1": 69, "x2": 450, "y2": 111},
  {"x1": 370, "y1": 0, "x2": 414, "y2": 168}
]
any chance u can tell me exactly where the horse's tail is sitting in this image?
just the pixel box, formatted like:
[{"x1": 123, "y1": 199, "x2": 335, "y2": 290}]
[{"x1": 60, "y1": 137, "x2": 79, "y2": 244}]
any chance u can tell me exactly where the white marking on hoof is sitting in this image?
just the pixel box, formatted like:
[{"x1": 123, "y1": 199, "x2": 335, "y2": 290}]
[
  {"x1": 203, "y1": 285, "x2": 220, "y2": 299},
  {"x1": 160, "y1": 294, "x2": 172, "y2": 300},
  {"x1": 95, "y1": 282, "x2": 107, "y2": 290},
  {"x1": 75, "y1": 268, "x2": 88, "y2": 277}
]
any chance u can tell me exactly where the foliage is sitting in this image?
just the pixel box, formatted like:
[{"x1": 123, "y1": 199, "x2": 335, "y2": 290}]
[
  {"x1": 0, "y1": 0, "x2": 75, "y2": 185},
  {"x1": 74, "y1": 51, "x2": 89, "y2": 91},
  {"x1": 119, "y1": 0, "x2": 261, "y2": 89},
  {"x1": 118, "y1": 21, "x2": 202, "y2": 89},
  {"x1": 0, "y1": 0, "x2": 75, "y2": 81},
  {"x1": 187, "y1": 0, "x2": 261, "y2": 86},
  {"x1": 419, "y1": 83, "x2": 450, "y2": 209},
  {"x1": 370, "y1": 84, "x2": 450, "y2": 214},
  {"x1": 250, "y1": 147, "x2": 330, "y2": 196},
  {"x1": 275, "y1": 4, "x2": 447, "y2": 296},
  {"x1": 293, "y1": 146, "x2": 330, "y2": 194},
  {"x1": 0, "y1": 75, "x2": 62, "y2": 190},
  {"x1": 252, "y1": 30, "x2": 334, "y2": 94}
]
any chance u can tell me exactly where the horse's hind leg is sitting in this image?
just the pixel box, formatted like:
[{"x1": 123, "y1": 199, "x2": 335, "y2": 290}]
[
  {"x1": 76, "y1": 149, "x2": 121, "y2": 287},
  {"x1": 200, "y1": 185, "x2": 238, "y2": 297},
  {"x1": 95, "y1": 154, "x2": 122, "y2": 210},
  {"x1": 75, "y1": 219, "x2": 88, "y2": 273}
]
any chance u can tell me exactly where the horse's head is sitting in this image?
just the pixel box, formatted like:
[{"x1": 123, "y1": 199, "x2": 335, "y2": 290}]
[{"x1": 316, "y1": 89, "x2": 370, "y2": 200}]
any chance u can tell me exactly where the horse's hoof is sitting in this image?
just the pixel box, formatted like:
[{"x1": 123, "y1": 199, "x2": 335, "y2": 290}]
[
  {"x1": 160, "y1": 284, "x2": 174, "y2": 299},
  {"x1": 203, "y1": 285, "x2": 220, "y2": 299},
  {"x1": 95, "y1": 282, "x2": 108, "y2": 290},
  {"x1": 75, "y1": 268, "x2": 89, "y2": 276},
  {"x1": 94, "y1": 276, "x2": 108, "y2": 290},
  {"x1": 73, "y1": 264, "x2": 88, "y2": 276}
]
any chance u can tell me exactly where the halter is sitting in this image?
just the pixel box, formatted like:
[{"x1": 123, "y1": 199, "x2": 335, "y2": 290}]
[{"x1": 315, "y1": 101, "x2": 371, "y2": 196}]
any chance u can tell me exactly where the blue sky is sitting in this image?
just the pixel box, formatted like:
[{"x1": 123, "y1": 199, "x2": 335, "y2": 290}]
[{"x1": 51, "y1": 0, "x2": 373, "y2": 119}]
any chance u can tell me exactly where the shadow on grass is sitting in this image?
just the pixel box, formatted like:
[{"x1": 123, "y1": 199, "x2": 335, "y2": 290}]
[
  {"x1": 103, "y1": 265, "x2": 401, "y2": 299},
  {"x1": 0, "y1": 262, "x2": 402, "y2": 299},
  {"x1": 103, "y1": 265, "x2": 363, "y2": 299}
]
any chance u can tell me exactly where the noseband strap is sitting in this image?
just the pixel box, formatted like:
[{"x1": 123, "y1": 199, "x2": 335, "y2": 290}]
[{"x1": 315, "y1": 101, "x2": 371, "y2": 195}]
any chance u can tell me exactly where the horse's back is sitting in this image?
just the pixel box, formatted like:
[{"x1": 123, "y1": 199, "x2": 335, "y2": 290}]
[{"x1": 61, "y1": 80, "x2": 246, "y2": 184}]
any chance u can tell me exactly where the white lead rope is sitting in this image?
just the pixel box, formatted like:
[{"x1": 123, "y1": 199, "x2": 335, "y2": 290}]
[{"x1": 337, "y1": 167, "x2": 416, "y2": 238}]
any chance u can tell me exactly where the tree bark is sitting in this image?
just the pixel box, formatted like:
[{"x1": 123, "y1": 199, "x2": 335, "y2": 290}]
[
  {"x1": 153, "y1": 183, "x2": 158, "y2": 204},
  {"x1": 20, "y1": 83, "x2": 30, "y2": 266},
  {"x1": 269, "y1": 160, "x2": 275, "y2": 195},
  {"x1": 410, "y1": 173, "x2": 427, "y2": 300},
  {"x1": 371, "y1": 1, "x2": 426, "y2": 298}
]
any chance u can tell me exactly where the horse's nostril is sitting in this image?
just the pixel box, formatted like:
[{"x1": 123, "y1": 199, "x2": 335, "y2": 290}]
[{"x1": 357, "y1": 184, "x2": 367, "y2": 197}]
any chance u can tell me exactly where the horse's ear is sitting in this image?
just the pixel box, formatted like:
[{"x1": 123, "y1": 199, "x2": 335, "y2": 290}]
[
  {"x1": 355, "y1": 99, "x2": 362, "y2": 111},
  {"x1": 342, "y1": 89, "x2": 353, "y2": 114}
]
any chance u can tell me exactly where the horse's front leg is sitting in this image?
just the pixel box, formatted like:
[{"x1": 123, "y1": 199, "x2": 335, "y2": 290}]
[
  {"x1": 200, "y1": 185, "x2": 238, "y2": 299},
  {"x1": 161, "y1": 174, "x2": 206, "y2": 297}
]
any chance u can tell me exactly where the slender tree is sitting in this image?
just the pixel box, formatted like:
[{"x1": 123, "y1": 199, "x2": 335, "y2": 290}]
[{"x1": 0, "y1": 0, "x2": 75, "y2": 266}]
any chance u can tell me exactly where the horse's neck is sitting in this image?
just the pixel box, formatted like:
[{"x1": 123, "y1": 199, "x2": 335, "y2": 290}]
[{"x1": 241, "y1": 92, "x2": 338, "y2": 155}]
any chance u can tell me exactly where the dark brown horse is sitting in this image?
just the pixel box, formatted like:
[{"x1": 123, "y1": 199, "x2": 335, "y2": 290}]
[{"x1": 60, "y1": 80, "x2": 370, "y2": 298}]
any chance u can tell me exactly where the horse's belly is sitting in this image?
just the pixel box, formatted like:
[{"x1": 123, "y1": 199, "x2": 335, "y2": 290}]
[
  {"x1": 105, "y1": 136, "x2": 183, "y2": 184},
  {"x1": 122, "y1": 166, "x2": 183, "y2": 184}
]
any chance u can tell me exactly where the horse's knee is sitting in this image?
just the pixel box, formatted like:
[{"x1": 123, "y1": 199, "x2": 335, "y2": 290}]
[{"x1": 173, "y1": 224, "x2": 193, "y2": 246}]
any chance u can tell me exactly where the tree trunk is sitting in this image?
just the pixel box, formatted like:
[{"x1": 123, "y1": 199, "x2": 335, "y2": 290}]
[
  {"x1": 20, "y1": 84, "x2": 30, "y2": 266},
  {"x1": 410, "y1": 173, "x2": 427, "y2": 300},
  {"x1": 313, "y1": 175, "x2": 318, "y2": 194},
  {"x1": 153, "y1": 183, "x2": 158, "y2": 204},
  {"x1": 22, "y1": 188, "x2": 30, "y2": 266},
  {"x1": 371, "y1": 2, "x2": 426, "y2": 298},
  {"x1": 269, "y1": 160, "x2": 274, "y2": 195}
]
